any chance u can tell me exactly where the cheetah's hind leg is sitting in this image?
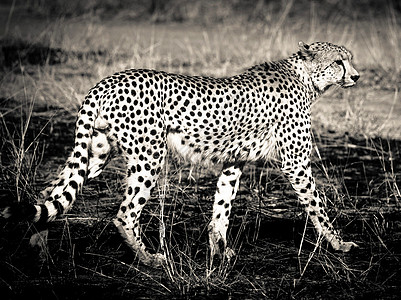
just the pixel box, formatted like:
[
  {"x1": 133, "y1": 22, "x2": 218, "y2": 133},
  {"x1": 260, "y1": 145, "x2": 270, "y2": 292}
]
[
  {"x1": 87, "y1": 128, "x2": 116, "y2": 179},
  {"x1": 113, "y1": 149, "x2": 167, "y2": 267}
]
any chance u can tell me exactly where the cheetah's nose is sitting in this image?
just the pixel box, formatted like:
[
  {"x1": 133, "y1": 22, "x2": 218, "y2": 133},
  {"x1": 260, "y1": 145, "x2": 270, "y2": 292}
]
[{"x1": 351, "y1": 75, "x2": 359, "y2": 82}]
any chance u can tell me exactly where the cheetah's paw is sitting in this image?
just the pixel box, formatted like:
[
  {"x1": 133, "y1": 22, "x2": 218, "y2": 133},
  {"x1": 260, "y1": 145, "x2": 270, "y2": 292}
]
[
  {"x1": 146, "y1": 253, "x2": 166, "y2": 268},
  {"x1": 224, "y1": 247, "x2": 236, "y2": 262},
  {"x1": 335, "y1": 241, "x2": 358, "y2": 252}
]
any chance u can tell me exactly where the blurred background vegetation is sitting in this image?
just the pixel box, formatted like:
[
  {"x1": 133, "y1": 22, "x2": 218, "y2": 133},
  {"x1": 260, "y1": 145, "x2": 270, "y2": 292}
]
[
  {"x1": 0, "y1": 2, "x2": 400, "y2": 299},
  {"x1": 1, "y1": 0, "x2": 399, "y2": 137},
  {"x1": 3, "y1": 0, "x2": 400, "y2": 22}
]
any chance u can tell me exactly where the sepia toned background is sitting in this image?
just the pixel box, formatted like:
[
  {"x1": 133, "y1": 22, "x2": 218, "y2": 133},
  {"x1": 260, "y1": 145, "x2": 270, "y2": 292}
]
[{"x1": 0, "y1": 0, "x2": 400, "y2": 299}]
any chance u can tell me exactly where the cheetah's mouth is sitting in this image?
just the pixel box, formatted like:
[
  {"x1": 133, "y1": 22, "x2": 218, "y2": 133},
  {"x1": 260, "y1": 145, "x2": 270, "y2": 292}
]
[{"x1": 341, "y1": 81, "x2": 356, "y2": 88}]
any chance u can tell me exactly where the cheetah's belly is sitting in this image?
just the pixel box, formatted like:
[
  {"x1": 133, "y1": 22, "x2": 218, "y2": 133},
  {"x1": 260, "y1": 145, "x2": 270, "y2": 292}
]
[{"x1": 166, "y1": 123, "x2": 279, "y2": 165}]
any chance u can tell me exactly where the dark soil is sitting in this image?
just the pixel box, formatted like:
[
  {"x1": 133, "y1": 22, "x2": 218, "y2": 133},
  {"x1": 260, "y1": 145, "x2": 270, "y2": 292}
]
[
  {"x1": 0, "y1": 108, "x2": 400, "y2": 299},
  {"x1": 0, "y1": 38, "x2": 124, "y2": 68},
  {"x1": 0, "y1": 1, "x2": 400, "y2": 297}
]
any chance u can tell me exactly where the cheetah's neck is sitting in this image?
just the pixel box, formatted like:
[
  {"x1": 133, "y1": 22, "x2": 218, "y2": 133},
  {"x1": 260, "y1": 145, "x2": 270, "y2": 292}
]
[{"x1": 286, "y1": 54, "x2": 321, "y2": 101}]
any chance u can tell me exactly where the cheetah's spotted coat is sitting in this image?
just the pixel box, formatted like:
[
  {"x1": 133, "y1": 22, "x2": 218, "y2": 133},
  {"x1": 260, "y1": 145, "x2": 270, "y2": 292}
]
[{"x1": 4, "y1": 42, "x2": 359, "y2": 266}]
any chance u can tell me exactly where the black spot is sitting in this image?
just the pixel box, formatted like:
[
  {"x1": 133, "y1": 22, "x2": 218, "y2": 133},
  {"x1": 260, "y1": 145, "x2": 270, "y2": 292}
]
[
  {"x1": 69, "y1": 180, "x2": 78, "y2": 189},
  {"x1": 78, "y1": 169, "x2": 86, "y2": 177},
  {"x1": 38, "y1": 204, "x2": 49, "y2": 223},
  {"x1": 229, "y1": 180, "x2": 237, "y2": 187},
  {"x1": 53, "y1": 200, "x2": 64, "y2": 215},
  {"x1": 223, "y1": 170, "x2": 232, "y2": 176},
  {"x1": 63, "y1": 191, "x2": 73, "y2": 202}
]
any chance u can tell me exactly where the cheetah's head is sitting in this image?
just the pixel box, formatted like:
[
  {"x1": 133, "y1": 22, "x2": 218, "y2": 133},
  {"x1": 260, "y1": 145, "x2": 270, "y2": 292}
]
[{"x1": 298, "y1": 41, "x2": 359, "y2": 92}]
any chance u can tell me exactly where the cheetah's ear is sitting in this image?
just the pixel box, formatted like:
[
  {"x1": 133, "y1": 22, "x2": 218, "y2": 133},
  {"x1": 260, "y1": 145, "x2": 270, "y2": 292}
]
[{"x1": 298, "y1": 41, "x2": 314, "y2": 61}]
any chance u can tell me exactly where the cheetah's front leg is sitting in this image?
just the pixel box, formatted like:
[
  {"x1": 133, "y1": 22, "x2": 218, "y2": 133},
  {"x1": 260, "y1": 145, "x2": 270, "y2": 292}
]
[
  {"x1": 281, "y1": 157, "x2": 357, "y2": 252},
  {"x1": 209, "y1": 164, "x2": 242, "y2": 265}
]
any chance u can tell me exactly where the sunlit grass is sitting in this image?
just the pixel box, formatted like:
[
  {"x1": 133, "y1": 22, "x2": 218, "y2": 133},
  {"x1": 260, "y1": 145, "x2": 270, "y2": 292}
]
[
  {"x1": 0, "y1": 0, "x2": 400, "y2": 298},
  {"x1": 1, "y1": 1, "x2": 399, "y2": 139}
]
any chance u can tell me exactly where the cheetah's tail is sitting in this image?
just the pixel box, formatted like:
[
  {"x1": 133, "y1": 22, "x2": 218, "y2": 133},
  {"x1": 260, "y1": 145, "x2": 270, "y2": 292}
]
[
  {"x1": 2, "y1": 89, "x2": 100, "y2": 224},
  {"x1": 2, "y1": 201, "x2": 43, "y2": 223}
]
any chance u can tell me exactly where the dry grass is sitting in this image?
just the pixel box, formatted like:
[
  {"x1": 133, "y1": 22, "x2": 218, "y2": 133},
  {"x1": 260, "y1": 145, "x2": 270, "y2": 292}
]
[
  {"x1": 0, "y1": 0, "x2": 400, "y2": 298},
  {"x1": 1, "y1": 1, "x2": 400, "y2": 137}
]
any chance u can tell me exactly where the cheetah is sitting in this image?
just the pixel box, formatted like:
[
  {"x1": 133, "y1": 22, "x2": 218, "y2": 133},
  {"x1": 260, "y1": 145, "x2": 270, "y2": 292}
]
[{"x1": 3, "y1": 41, "x2": 359, "y2": 267}]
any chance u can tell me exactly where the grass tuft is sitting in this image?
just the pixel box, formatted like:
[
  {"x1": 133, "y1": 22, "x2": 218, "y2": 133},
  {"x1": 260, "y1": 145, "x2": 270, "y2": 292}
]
[{"x1": 0, "y1": 0, "x2": 400, "y2": 298}]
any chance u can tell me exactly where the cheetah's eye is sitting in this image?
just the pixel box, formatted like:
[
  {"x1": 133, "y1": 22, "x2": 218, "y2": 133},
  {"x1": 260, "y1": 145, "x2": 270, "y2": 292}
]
[{"x1": 335, "y1": 60, "x2": 343, "y2": 66}]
